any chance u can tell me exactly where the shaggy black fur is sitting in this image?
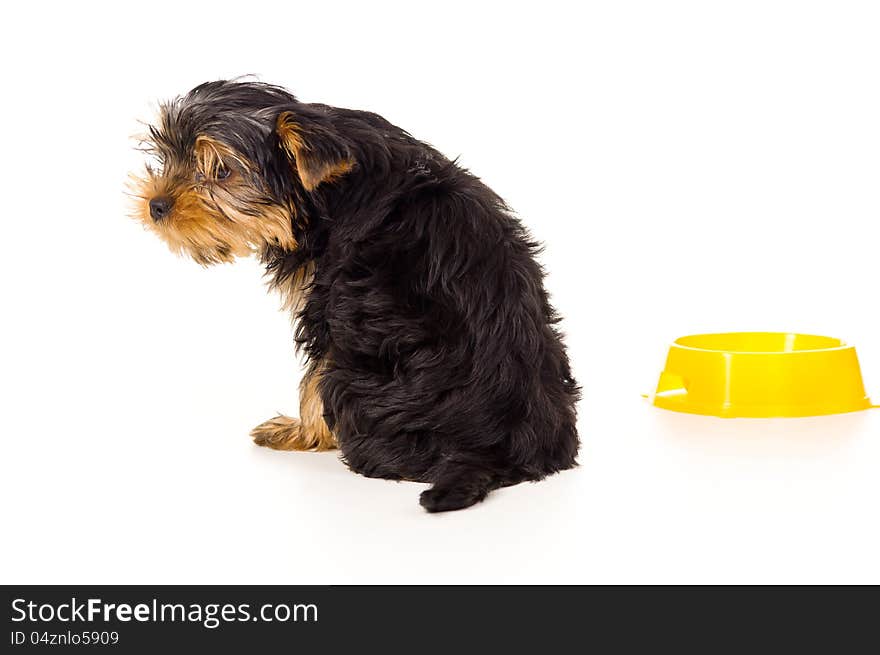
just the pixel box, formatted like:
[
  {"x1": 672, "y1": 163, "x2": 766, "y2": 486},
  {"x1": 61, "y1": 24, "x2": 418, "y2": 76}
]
[{"x1": 144, "y1": 81, "x2": 579, "y2": 512}]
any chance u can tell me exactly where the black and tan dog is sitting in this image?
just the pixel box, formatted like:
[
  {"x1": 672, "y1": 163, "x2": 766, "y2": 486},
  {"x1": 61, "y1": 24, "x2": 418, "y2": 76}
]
[{"x1": 130, "y1": 80, "x2": 579, "y2": 512}]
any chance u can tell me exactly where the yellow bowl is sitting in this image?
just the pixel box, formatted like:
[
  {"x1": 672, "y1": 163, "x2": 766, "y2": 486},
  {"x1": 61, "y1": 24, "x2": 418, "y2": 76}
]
[{"x1": 652, "y1": 332, "x2": 875, "y2": 418}]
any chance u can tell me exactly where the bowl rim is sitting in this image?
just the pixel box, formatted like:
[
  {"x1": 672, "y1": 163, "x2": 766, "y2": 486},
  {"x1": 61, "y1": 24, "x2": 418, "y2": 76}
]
[{"x1": 671, "y1": 331, "x2": 852, "y2": 355}]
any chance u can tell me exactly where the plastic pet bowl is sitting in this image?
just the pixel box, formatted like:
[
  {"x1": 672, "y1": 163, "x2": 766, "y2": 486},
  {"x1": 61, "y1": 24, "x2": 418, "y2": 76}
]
[{"x1": 652, "y1": 332, "x2": 875, "y2": 418}]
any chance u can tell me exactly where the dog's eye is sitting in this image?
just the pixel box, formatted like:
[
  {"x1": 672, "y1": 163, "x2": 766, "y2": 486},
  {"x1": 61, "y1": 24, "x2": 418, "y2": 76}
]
[{"x1": 216, "y1": 165, "x2": 231, "y2": 181}]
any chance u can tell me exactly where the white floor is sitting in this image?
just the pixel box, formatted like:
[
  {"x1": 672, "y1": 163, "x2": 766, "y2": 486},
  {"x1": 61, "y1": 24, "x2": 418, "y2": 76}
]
[{"x1": 3, "y1": 328, "x2": 878, "y2": 584}]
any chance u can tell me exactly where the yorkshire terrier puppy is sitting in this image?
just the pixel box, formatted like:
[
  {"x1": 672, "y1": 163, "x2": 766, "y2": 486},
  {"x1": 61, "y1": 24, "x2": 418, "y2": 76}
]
[{"x1": 130, "y1": 80, "x2": 579, "y2": 512}]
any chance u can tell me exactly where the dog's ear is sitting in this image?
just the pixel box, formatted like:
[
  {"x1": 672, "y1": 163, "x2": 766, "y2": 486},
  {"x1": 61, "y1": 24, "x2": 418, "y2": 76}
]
[{"x1": 276, "y1": 111, "x2": 354, "y2": 191}]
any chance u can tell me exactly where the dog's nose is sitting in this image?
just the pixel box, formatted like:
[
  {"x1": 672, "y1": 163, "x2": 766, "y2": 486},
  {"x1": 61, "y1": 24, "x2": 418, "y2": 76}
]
[{"x1": 149, "y1": 196, "x2": 173, "y2": 221}]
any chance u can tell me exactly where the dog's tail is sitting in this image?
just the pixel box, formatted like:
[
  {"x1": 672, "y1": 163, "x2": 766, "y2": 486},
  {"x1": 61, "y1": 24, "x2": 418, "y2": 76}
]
[{"x1": 419, "y1": 456, "x2": 530, "y2": 513}]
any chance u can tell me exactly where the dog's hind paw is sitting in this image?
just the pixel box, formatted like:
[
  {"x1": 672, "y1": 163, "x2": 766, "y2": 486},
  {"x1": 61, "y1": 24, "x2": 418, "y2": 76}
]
[
  {"x1": 250, "y1": 415, "x2": 335, "y2": 451},
  {"x1": 419, "y1": 483, "x2": 489, "y2": 513}
]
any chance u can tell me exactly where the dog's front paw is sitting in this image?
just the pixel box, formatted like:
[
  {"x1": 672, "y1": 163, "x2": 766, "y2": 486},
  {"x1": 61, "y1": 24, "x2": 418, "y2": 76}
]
[
  {"x1": 250, "y1": 415, "x2": 335, "y2": 451},
  {"x1": 251, "y1": 415, "x2": 305, "y2": 450}
]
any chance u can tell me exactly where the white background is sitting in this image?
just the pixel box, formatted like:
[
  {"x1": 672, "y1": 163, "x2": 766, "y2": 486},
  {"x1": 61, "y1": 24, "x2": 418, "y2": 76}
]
[{"x1": 1, "y1": 0, "x2": 878, "y2": 584}]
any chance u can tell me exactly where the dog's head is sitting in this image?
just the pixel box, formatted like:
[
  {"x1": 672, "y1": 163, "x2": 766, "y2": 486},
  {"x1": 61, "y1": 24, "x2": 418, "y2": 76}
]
[{"x1": 129, "y1": 80, "x2": 355, "y2": 265}]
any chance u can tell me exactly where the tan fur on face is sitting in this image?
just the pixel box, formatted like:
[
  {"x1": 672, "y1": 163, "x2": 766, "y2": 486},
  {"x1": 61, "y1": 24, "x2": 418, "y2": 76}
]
[
  {"x1": 194, "y1": 135, "x2": 250, "y2": 181},
  {"x1": 128, "y1": 137, "x2": 297, "y2": 266},
  {"x1": 251, "y1": 362, "x2": 337, "y2": 451}
]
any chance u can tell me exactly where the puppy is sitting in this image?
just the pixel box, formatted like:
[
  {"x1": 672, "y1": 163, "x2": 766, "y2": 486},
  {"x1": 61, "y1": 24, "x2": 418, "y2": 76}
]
[{"x1": 130, "y1": 80, "x2": 579, "y2": 511}]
